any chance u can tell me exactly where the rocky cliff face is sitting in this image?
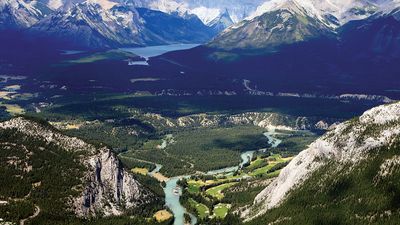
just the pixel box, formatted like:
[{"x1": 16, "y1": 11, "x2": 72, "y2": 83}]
[
  {"x1": 0, "y1": 0, "x2": 50, "y2": 30},
  {"x1": 0, "y1": 117, "x2": 155, "y2": 217},
  {"x1": 243, "y1": 102, "x2": 400, "y2": 221},
  {"x1": 135, "y1": 110, "x2": 339, "y2": 131},
  {"x1": 74, "y1": 147, "x2": 154, "y2": 216}
]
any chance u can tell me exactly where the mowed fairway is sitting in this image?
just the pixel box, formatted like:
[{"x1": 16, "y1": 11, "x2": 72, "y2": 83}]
[
  {"x1": 189, "y1": 198, "x2": 210, "y2": 218},
  {"x1": 213, "y1": 203, "x2": 231, "y2": 219},
  {"x1": 249, "y1": 155, "x2": 293, "y2": 177},
  {"x1": 206, "y1": 182, "x2": 238, "y2": 199}
]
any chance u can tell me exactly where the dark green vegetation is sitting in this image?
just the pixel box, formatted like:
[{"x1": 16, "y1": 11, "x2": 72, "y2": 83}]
[
  {"x1": 246, "y1": 138, "x2": 400, "y2": 225},
  {"x1": 64, "y1": 50, "x2": 139, "y2": 64},
  {"x1": 273, "y1": 130, "x2": 318, "y2": 154},
  {"x1": 2, "y1": 91, "x2": 376, "y2": 224},
  {"x1": 123, "y1": 125, "x2": 270, "y2": 176},
  {"x1": 224, "y1": 180, "x2": 269, "y2": 208},
  {"x1": 0, "y1": 127, "x2": 84, "y2": 224},
  {"x1": 64, "y1": 120, "x2": 156, "y2": 151},
  {"x1": 0, "y1": 124, "x2": 165, "y2": 225},
  {"x1": 37, "y1": 94, "x2": 374, "y2": 119}
]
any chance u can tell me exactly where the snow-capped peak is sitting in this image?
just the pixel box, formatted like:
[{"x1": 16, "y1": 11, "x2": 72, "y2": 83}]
[
  {"x1": 248, "y1": 0, "x2": 379, "y2": 28},
  {"x1": 0, "y1": 0, "x2": 48, "y2": 28},
  {"x1": 191, "y1": 6, "x2": 220, "y2": 25},
  {"x1": 148, "y1": 0, "x2": 189, "y2": 16},
  {"x1": 85, "y1": 0, "x2": 118, "y2": 9}
]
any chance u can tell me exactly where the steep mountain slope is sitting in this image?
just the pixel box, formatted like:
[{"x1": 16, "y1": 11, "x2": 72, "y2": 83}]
[
  {"x1": 208, "y1": 9, "x2": 234, "y2": 33},
  {"x1": 136, "y1": 7, "x2": 216, "y2": 44},
  {"x1": 249, "y1": 0, "x2": 378, "y2": 28},
  {"x1": 142, "y1": 4, "x2": 400, "y2": 98},
  {"x1": 242, "y1": 102, "x2": 400, "y2": 224},
  {"x1": 209, "y1": 0, "x2": 380, "y2": 50},
  {"x1": 0, "y1": 117, "x2": 159, "y2": 223},
  {"x1": 209, "y1": 2, "x2": 334, "y2": 50},
  {"x1": 339, "y1": 8, "x2": 400, "y2": 58},
  {"x1": 0, "y1": 0, "x2": 51, "y2": 30},
  {"x1": 30, "y1": 2, "x2": 147, "y2": 48},
  {"x1": 30, "y1": 1, "x2": 215, "y2": 49}
]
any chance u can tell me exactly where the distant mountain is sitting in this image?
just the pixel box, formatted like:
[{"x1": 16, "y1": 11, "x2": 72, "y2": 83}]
[
  {"x1": 209, "y1": 2, "x2": 334, "y2": 50},
  {"x1": 243, "y1": 101, "x2": 400, "y2": 225},
  {"x1": 209, "y1": 0, "x2": 381, "y2": 50},
  {"x1": 134, "y1": 6, "x2": 400, "y2": 98},
  {"x1": 208, "y1": 9, "x2": 234, "y2": 33},
  {"x1": 136, "y1": 7, "x2": 216, "y2": 45},
  {"x1": 128, "y1": 0, "x2": 264, "y2": 24},
  {"x1": 0, "y1": 0, "x2": 224, "y2": 49},
  {"x1": 248, "y1": 0, "x2": 378, "y2": 28},
  {"x1": 30, "y1": 2, "x2": 147, "y2": 49},
  {"x1": 339, "y1": 8, "x2": 400, "y2": 58},
  {"x1": 28, "y1": 1, "x2": 215, "y2": 49},
  {"x1": 0, "y1": 0, "x2": 51, "y2": 30}
]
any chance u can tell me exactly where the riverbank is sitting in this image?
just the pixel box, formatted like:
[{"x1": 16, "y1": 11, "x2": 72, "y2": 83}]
[{"x1": 144, "y1": 128, "x2": 285, "y2": 225}]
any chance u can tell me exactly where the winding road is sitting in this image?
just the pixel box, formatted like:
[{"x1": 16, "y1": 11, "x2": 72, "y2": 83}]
[{"x1": 20, "y1": 205, "x2": 40, "y2": 225}]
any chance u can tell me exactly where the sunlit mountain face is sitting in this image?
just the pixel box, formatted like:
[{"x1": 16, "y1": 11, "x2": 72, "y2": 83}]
[{"x1": 1, "y1": 1, "x2": 400, "y2": 225}]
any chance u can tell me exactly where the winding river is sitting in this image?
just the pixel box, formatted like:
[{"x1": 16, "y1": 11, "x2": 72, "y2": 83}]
[{"x1": 148, "y1": 129, "x2": 283, "y2": 225}]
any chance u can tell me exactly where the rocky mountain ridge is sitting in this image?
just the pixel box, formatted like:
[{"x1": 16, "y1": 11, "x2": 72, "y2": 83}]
[
  {"x1": 0, "y1": 117, "x2": 156, "y2": 217},
  {"x1": 132, "y1": 110, "x2": 340, "y2": 132},
  {"x1": 243, "y1": 101, "x2": 400, "y2": 221},
  {"x1": 209, "y1": 0, "x2": 400, "y2": 50}
]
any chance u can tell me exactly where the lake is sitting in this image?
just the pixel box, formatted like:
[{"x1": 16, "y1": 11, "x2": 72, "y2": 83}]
[{"x1": 121, "y1": 44, "x2": 200, "y2": 59}]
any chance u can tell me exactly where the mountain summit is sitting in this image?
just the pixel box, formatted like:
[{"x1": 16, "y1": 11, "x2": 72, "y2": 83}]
[{"x1": 208, "y1": 0, "x2": 400, "y2": 50}]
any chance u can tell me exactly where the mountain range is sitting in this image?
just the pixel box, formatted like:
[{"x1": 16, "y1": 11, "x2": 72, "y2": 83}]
[
  {"x1": 209, "y1": 0, "x2": 399, "y2": 50},
  {"x1": 2, "y1": 0, "x2": 400, "y2": 50},
  {"x1": 1, "y1": 0, "x2": 400, "y2": 99},
  {"x1": 0, "y1": 0, "x2": 248, "y2": 48}
]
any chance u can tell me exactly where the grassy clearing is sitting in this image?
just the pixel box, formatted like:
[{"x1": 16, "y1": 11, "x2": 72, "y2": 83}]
[
  {"x1": 1, "y1": 103, "x2": 24, "y2": 115},
  {"x1": 189, "y1": 199, "x2": 210, "y2": 219},
  {"x1": 66, "y1": 50, "x2": 137, "y2": 64},
  {"x1": 187, "y1": 181, "x2": 203, "y2": 194},
  {"x1": 153, "y1": 210, "x2": 173, "y2": 222},
  {"x1": 213, "y1": 203, "x2": 231, "y2": 219},
  {"x1": 206, "y1": 182, "x2": 238, "y2": 200},
  {"x1": 249, "y1": 155, "x2": 293, "y2": 177},
  {"x1": 131, "y1": 167, "x2": 149, "y2": 175}
]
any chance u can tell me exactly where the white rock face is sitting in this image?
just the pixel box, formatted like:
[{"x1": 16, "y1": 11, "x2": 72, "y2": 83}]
[
  {"x1": 245, "y1": 102, "x2": 400, "y2": 221},
  {"x1": 377, "y1": 155, "x2": 400, "y2": 179},
  {"x1": 0, "y1": 117, "x2": 154, "y2": 217},
  {"x1": 74, "y1": 147, "x2": 154, "y2": 216},
  {"x1": 140, "y1": 111, "x2": 334, "y2": 131},
  {"x1": 0, "y1": 117, "x2": 94, "y2": 153}
]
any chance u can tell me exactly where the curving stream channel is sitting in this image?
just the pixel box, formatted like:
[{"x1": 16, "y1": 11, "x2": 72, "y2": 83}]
[{"x1": 148, "y1": 129, "x2": 283, "y2": 225}]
